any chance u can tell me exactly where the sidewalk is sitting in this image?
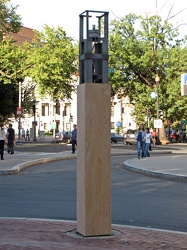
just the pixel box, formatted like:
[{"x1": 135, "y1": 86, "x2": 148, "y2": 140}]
[
  {"x1": 1, "y1": 218, "x2": 187, "y2": 249},
  {"x1": 1, "y1": 144, "x2": 187, "y2": 249}
]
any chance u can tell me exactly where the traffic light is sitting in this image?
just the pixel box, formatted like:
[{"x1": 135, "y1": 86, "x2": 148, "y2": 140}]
[
  {"x1": 70, "y1": 114, "x2": 73, "y2": 122},
  {"x1": 22, "y1": 90, "x2": 26, "y2": 102},
  {"x1": 159, "y1": 110, "x2": 164, "y2": 120}
]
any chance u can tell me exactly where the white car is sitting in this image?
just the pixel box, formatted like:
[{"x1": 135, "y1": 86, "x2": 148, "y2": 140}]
[{"x1": 124, "y1": 129, "x2": 138, "y2": 145}]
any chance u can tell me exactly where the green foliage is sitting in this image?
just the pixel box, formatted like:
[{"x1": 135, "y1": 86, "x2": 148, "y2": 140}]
[
  {"x1": 109, "y1": 13, "x2": 187, "y2": 126},
  {"x1": 0, "y1": 3, "x2": 78, "y2": 122},
  {"x1": 0, "y1": 0, "x2": 22, "y2": 41},
  {"x1": 0, "y1": 40, "x2": 28, "y2": 84},
  {"x1": 0, "y1": 24, "x2": 78, "y2": 121},
  {"x1": 26, "y1": 25, "x2": 78, "y2": 100},
  {"x1": 0, "y1": 81, "x2": 18, "y2": 122}
]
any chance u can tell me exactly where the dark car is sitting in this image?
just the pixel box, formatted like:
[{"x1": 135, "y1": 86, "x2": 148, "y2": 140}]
[
  {"x1": 111, "y1": 133, "x2": 124, "y2": 143},
  {"x1": 124, "y1": 129, "x2": 138, "y2": 145},
  {"x1": 55, "y1": 131, "x2": 72, "y2": 143}
]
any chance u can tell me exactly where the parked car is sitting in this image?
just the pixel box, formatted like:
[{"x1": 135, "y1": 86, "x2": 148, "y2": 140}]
[
  {"x1": 55, "y1": 131, "x2": 72, "y2": 143},
  {"x1": 111, "y1": 133, "x2": 125, "y2": 143},
  {"x1": 124, "y1": 129, "x2": 138, "y2": 145}
]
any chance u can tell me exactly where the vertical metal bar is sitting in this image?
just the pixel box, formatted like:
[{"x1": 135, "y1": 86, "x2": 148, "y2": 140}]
[
  {"x1": 156, "y1": 79, "x2": 160, "y2": 143},
  {"x1": 18, "y1": 82, "x2": 21, "y2": 141},
  {"x1": 156, "y1": 81, "x2": 159, "y2": 119}
]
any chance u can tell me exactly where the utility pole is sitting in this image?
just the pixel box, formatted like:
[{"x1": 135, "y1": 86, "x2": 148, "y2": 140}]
[
  {"x1": 33, "y1": 100, "x2": 37, "y2": 141},
  {"x1": 155, "y1": 75, "x2": 160, "y2": 144},
  {"x1": 18, "y1": 82, "x2": 22, "y2": 142}
]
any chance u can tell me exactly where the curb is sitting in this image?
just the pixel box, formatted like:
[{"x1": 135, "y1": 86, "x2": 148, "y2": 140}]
[
  {"x1": 123, "y1": 159, "x2": 187, "y2": 182},
  {"x1": 0, "y1": 155, "x2": 76, "y2": 175}
]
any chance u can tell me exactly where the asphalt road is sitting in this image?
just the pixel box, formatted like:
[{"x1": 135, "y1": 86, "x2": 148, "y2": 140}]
[{"x1": 1, "y1": 153, "x2": 187, "y2": 233}]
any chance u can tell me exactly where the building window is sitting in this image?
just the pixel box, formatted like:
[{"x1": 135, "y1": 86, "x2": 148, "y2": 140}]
[
  {"x1": 111, "y1": 106, "x2": 114, "y2": 117},
  {"x1": 64, "y1": 106, "x2": 67, "y2": 116},
  {"x1": 56, "y1": 101, "x2": 60, "y2": 115},
  {"x1": 111, "y1": 122, "x2": 114, "y2": 129},
  {"x1": 44, "y1": 123, "x2": 47, "y2": 131},
  {"x1": 42, "y1": 105, "x2": 45, "y2": 116}
]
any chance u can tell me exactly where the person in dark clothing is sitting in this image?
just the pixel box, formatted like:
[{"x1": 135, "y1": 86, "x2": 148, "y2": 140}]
[
  {"x1": 71, "y1": 124, "x2": 77, "y2": 154},
  {"x1": 0, "y1": 123, "x2": 6, "y2": 160},
  {"x1": 7, "y1": 123, "x2": 15, "y2": 154}
]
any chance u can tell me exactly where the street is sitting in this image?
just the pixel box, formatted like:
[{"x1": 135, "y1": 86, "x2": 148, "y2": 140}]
[{"x1": 1, "y1": 144, "x2": 187, "y2": 233}]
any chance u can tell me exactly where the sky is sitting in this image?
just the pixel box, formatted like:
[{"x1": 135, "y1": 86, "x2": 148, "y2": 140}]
[{"x1": 10, "y1": 0, "x2": 187, "y2": 40}]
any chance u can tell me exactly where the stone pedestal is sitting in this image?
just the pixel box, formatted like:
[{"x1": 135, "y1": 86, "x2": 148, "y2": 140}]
[{"x1": 77, "y1": 83, "x2": 111, "y2": 237}]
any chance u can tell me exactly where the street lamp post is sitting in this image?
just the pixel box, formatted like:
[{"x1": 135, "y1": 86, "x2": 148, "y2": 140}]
[
  {"x1": 155, "y1": 75, "x2": 160, "y2": 119},
  {"x1": 155, "y1": 75, "x2": 160, "y2": 143},
  {"x1": 33, "y1": 100, "x2": 37, "y2": 141},
  {"x1": 18, "y1": 82, "x2": 22, "y2": 142}
]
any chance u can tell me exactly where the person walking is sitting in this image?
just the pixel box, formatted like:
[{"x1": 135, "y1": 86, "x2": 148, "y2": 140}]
[
  {"x1": 22, "y1": 128, "x2": 25, "y2": 141},
  {"x1": 144, "y1": 128, "x2": 152, "y2": 157},
  {"x1": 26, "y1": 129, "x2": 30, "y2": 141},
  {"x1": 0, "y1": 123, "x2": 6, "y2": 160},
  {"x1": 151, "y1": 129, "x2": 157, "y2": 145},
  {"x1": 71, "y1": 124, "x2": 77, "y2": 154},
  {"x1": 175, "y1": 129, "x2": 180, "y2": 142},
  {"x1": 7, "y1": 123, "x2": 15, "y2": 154},
  {"x1": 136, "y1": 124, "x2": 146, "y2": 159}
]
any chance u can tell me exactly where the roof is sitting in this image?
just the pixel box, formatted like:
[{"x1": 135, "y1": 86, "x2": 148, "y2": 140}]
[{"x1": 5, "y1": 26, "x2": 38, "y2": 46}]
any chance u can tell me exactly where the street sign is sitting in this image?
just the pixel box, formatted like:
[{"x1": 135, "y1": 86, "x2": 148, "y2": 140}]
[
  {"x1": 116, "y1": 121, "x2": 122, "y2": 127},
  {"x1": 16, "y1": 107, "x2": 22, "y2": 117},
  {"x1": 181, "y1": 74, "x2": 187, "y2": 85},
  {"x1": 32, "y1": 121, "x2": 37, "y2": 126},
  {"x1": 181, "y1": 120, "x2": 187, "y2": 125},
  {"x1": 108, "y1": 68, "x2": 114, "y2": 73},
  {"x1": 51, "y1": 122, "x2": 56, "y2": 129},
  {"x1": 181, "y1": 74, "x2": 187, "y2": 96},
  {"x1": 154, "y1": 119, "x2": 162, "y2": 128}
]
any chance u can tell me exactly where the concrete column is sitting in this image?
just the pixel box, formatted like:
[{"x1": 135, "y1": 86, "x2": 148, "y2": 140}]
[{"x1": 77, "y1": 83, "x2": 111, "y2": 237}]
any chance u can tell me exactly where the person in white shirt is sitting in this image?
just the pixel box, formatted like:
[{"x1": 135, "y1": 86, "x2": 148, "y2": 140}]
[
  {"x1": 144, "y1": 128, "x2": 152, "y2": 157},
  {"x1": 0, "y1": 123, "x2": 6, "y2": 160}
]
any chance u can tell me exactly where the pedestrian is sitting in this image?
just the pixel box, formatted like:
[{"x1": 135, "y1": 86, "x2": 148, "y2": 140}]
[
  {"x1": 175, "y1": 129, "x2": 180, "y2": 142},
  {"x1": 144, "y1": 128, "x2": 152, "y2": 157},
  {"x1": 71, "y1": 124, "x2": 77, "y2": 154},
  {"x1": 26, "y1": 129, "x2": 30, "y2": 141},
  {"x1": 7, "y1": 123, "x2": 15, "y2": 154},
  {"x1": 0, "y1": 123, "x2": 6, "y2": 160},
  {"x1": 22, "y1": 128, "x2": 25, "y2": 140},
  {"x1": 151, "y1": 129, "x2": 157, "y2": 145},
  {"x1": 135, "y1": 124, "x2": 146, "y2": 159}
]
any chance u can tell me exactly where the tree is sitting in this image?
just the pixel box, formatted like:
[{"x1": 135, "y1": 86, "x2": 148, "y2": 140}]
[
  {"x1": 26, "y1": 25, "x2": 78, "y2": 101},
  {"x1": 109, "y1": 13, "x2": 187, "y2": 127},
  {"x1": 0, "y1": 80, "x2": 18, "y2": 121},
  {"x1": 0, "y1": 40, "x2": 30, "y2": 122},
  {"x1": 0, "y1": 25, "x2": 78, "y2": 122},
  {"x1": 0, "y1": 4, "x2": 78, "y2": 122},
  {"x1": 0, "y1": 0, "x2": 22, "y2": 41},
  {"x1": 0, "y1": 40, "x2": 28, "y2": 84}
]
